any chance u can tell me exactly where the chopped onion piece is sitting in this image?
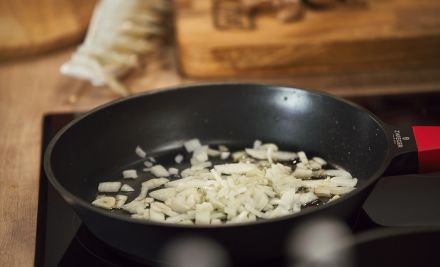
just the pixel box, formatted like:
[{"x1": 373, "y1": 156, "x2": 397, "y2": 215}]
[
  {"x1": 293, "y1": 168, "x2": 313, "y2": 179},
  {"x1": 329, "y1": 177, "x2": 358, "y2": 188},
  {"x1": 260, "y1": 143, "x2": 278, "y2": 151},
  {"x1": 297, "y1": 151, "x2": 308, "y2": 164},
  {"x1": 253, "y1": 140, "x2": 262, "y2": 149},
  {"x1": 132, "y1": 209, "x2": 150, "y2": 220},
  {"x1": 279, "y1": 191, "x2": 297, "y2": 211},
  {"x1": 195, "y1": 202, "x2": 214, "y2": 225},
  {"x1": 207, "y1": 148, "x2": 221, "y2": 157},
  {"x1": 121, "y1": 184, "x2": 135, "y2": 192},
  {"x1": 122, "y1": 199, "x2": 148, "y2": 214},
  {"x1": 92, "y1": 196, "x2": 116, "y2": 210},
  {"x1": 144, "y1": 161, "x2": 153, "y2": 168},
  {"x1": 184, "y1": 138, "x2": 202, "y2": 152},
  {"x1": 325, "y1": 169, "x2": 352, "y2": 179},
  {"x1": 150, "y1": 165, "x2": 170, "y2": 177},
  {"x1": 218, "y1": 145, "x2": 229, "y2": 152},
  {"x1": 122, "y1": 169, "x2": 138, "y2": 179},
  {"x1": 149, "y1": 188, "x2": 176, "y2": 202},
  {"x1": 98, "y1": 182, "x2": 121, "y2": 192},
  {"x1": 214, "y1": 163, "x2": 256, "y2": 174},
  {"x1": 245, "y1": 148, "x2": 267, "y2": 160},
  {"x1": 174, "y1": 154, "x2": 184, "y2": 164},
  {"x1": 150, "y1": 202, "x2": 178, "y2": 217},
  {"x1": 170, "y1": 197, "x2": 191, "y2": 213},
  {"x1": 168, "y1": 167, "x2": 179, "y2": 175},
  {"x1": 142, "y1": 178, "x2": 169, "y2": 190},
  {"x1": 166, "y1": 214, "x2": 191, "y2": 223},
  {"x1": 298, "y1": 192, "x2": 318, "y2": 205},
  {"x1": 150, "y1": 209, "x2": 165, "y2": 222},
  {"x1": 272, "y1": 151, "x2": 297, "y2": 161},
  {"x1": 115, "y1": 195, "x2": 128, "y2": 208},
  {"x1": 312, "y1": 157, "x2": 327, "y2": 165},
  {"x1": 136, "y1": 178, "x2": 169, "y2": 200},
  {"x1": 230, "y1": 211, "x2": 249, "y2": 223},
  {"x1": 190, "y1": 161, "x2": 212, "y2": 169},
  {"x1": 220, "y1": 152, "x2": 230, "y2": 160},
  {"x1": 314, "y1": 187, "x2": 332, "y2": 197},
  {"x1": 329, "y1": 195, "x2": 341, "y2": 202},
  {"x1": 267, "y1": 147, "x2": 274, "y2": 164},
  {"x1": 135, "y1": 146, "x2": 146, "y2": 158},
  {"x1": 193, "y1": 145, "x2": 209, "y2": 162},
  {"x1": 308, "y1": 161, "x2": 322, "y2": 170},
  {"x1": 211, "y1": 219, "x2": 222, "y2": 225}
]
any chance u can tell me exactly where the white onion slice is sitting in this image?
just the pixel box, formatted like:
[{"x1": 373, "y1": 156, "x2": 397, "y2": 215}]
[
  {"x1": 214, "y1": 163, "x2": 256, "y2": 174},
  {"x1": 98, "y1": 182, "x2": 121, "y2": 192},
  {"x1": 121, "y1": 184, "x2": 135, "y2": 192},
  {"x1": 122, "y1": 169, "x2": 138, "y2": 179},
  {"x1": 135, "y1": 146, "x2": 146, "y2": 158},
  {"x1": 150, "y1": 165, "x2": 170, "y2": 177},
  {"x1": 184, "y1": 138, "x2": 202, "y2": 152},
  {"x1": 92, "y1": 196, "x2": 116, "y2": 209},
  {"x1": 174, "y1": 154, "x2": 184, "y2": 164}
]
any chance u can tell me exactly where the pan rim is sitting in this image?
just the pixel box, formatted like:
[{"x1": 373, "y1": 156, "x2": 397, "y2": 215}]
[{"x1": 43, "y1": 82, "x2": 392, "y2": 229}]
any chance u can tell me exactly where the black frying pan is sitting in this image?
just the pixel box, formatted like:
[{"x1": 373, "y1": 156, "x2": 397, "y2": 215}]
[{"x1": 44, "y1": 83, "x2": 440, "y2": 264}]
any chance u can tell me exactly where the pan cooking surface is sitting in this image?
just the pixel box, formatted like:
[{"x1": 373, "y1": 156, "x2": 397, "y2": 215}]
[{"x1": 49, "y1": 85, "x2": 387, "y2": 207}]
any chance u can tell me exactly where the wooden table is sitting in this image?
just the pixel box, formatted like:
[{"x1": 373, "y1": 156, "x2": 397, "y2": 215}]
[
  {"x1": 0, "y1": 47, "x2": 184, "y2": 266},
  {"x1": 0, "y1": 44, "x2": 439, "y2": 266}
]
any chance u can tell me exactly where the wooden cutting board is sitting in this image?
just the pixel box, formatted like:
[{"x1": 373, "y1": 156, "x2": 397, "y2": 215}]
[
  {"x1": 0, "y1": 0, "x2": 96, "y2": 61},
  {"x1": 176, "y1": 0, "x2": 440, "y2": 78}
]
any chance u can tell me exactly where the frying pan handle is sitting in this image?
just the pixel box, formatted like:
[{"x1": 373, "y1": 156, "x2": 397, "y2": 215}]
[
  {"x1": 412, "y1": 126, "x2": 440, "y2": 173},
  {"x1": 386, "y1": 125, "x2": 440, "y2": 174}
]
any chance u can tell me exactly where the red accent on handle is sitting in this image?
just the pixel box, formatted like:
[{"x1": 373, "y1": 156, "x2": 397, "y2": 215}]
[{"x1": 412, "y1": 126, "x2": 440, "y2": 173}]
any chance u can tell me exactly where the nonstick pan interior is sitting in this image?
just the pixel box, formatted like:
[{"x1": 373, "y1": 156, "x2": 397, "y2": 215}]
[{"x1": 47, "y1": 83, "x2": 389, "y2": 212}]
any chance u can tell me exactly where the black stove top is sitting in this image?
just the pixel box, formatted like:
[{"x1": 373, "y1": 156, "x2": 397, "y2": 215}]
[{"x1": 35, "y1": 92, "x2": 440, "y2": 267}]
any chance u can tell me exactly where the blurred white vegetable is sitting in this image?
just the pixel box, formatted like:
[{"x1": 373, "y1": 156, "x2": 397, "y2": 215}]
[{"x1": 60, "y1": 0, "x2": 171, "y2": 96}]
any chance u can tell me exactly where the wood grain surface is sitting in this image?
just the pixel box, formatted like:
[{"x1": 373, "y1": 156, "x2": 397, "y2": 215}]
[
  {"x1": 0, "y1": 47, "x2": 183, "y2": 267},
  {"x1": 176, "y1": 0, "x2": 440, "y2": 78},
  {"x1": 0, "y1": 0, "x2": 96, "y2": 60}
]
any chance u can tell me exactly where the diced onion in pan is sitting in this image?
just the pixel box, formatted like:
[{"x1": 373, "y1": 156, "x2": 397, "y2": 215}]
[
  {"x1": 135, "y1": 146, "x2": 146, "y2": 158},
  {"x1": 98, "y1": 182, "x2": 121, "y2": 192},
  {"x1": 92, "y1": 196, "x2": 116, "y2": 209},
  {"x1": 121, "y1": 184, "x2": 135, "y2": 192},
  {"x1": 122, "y1": 169, "x2": 138, "y2": 179},
  {"x1": 92, "y1": 139, "x2": 357, "y2": 225},
  {"x1": 150, "y1": 165, "x2": 170, "y2": 177}
]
